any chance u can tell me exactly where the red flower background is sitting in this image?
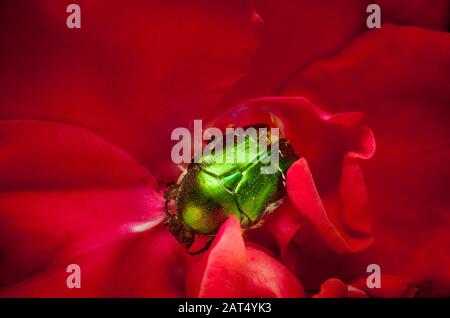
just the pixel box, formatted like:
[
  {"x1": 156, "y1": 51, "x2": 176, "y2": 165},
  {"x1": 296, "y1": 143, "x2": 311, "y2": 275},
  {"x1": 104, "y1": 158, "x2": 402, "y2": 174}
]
[{"x1": 0, "y1": 0, "x2": 449, "y2": 297}]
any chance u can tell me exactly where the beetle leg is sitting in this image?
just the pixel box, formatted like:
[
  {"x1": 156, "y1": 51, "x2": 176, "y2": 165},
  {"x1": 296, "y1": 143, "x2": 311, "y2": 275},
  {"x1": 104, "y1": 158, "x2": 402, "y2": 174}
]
[
  {"x1": 247, "y1": 218, "x2": 266, "y2": 230},
  {"x1": 187, "y1": 236, "x2": 215, "y2": 256},
  {"x1": 164, "y1": 183, "x2": 179, "y2": 217},
  {"x1": 164, "y1": 200, "x2": 173, "y2": 218},
  {"x1": 277, "y1": 166, "x2": 288, "y2": 188},
  {"x1": 164, "y1": 200, "x2": 171, "y2": 218}
]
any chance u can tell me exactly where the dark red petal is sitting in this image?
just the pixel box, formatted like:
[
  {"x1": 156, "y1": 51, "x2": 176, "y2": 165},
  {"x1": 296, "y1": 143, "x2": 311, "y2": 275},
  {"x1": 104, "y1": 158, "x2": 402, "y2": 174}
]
[
  {"x1": 0, "y1": 226, "x2": 188, "y2": 297},
  {"x1": 0, "y1": 1, "x2": 260, "y2": 175},
  {"x1": 0, "y1": 120, "x2": 163, "y2": 286},
  {"x1": 217, "y1": 0, "x2": 370, "y2": 109},
  {"x1": 0, "y1": 120, "x2": 152, "y2": 190},
  {"x1": 265, "y1": 202, "x2": 302, "y2": 257},
  {"x1": 377, "y1": 0, "x2": 450, "y2": 30},
  {"x1": 283, "y1": 25, "x2": 450, "y2": 296}
]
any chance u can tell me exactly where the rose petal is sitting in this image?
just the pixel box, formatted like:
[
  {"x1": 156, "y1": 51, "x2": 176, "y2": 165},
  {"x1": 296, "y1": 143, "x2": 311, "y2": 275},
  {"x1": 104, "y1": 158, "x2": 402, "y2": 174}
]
[
  {"x1": 351, "y1": 275, "x2": 418, "y2": 298},
  {"x1": 377, "y1": 0, "x2": 450, "y2": 30},
  {"x1": 0, "y1": 226, "x2": 188, "y2": 297},
  {"x1": 190, "y1": 216, "x2": 247, "y2": 298},
  {"x1": 287, "y1": 158, "x2": 373, "y2": 254},
  {"x1": 0, "y1": 120, "x2": 152, "y2": 190},
  {"x1": 207, "y1": 97, "x2": 375, "y2": 255},
  {"x1": 187, "y1": 216, "x2": 304, "y2": 298},
  {"x1": 217, "y1": 0, "x2": 371, "y2": 109},
  {"x1": 0, "y1": 120, "x2": 163, "y2": 286},
  {"x1": 312, "y1": 278, "x2": 348, "y2": 298},
  {"x1": 283, "y1": 25, "x2": 450, "y2": 296},
  {"x1": 0, "y1": 1, "x2": 260, "y2": 175},
  {"x1": 244, "y1": 246, "x2": 304, "y2": 298},
  {"x1": 266, "y1": 202, "x2": 302, "y2": 257}
]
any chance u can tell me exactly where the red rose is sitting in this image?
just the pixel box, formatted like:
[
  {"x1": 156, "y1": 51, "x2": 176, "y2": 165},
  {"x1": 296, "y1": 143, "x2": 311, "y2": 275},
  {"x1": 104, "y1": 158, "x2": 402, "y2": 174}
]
[{"x1": 0, "y1": 0, "x2": 449, "y2": 297}]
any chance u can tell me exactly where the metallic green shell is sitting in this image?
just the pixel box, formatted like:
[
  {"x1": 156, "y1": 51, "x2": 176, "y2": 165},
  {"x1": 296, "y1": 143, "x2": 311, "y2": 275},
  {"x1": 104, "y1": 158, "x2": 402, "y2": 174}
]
[{"x1": 176, "y1": 130, "x2": 298, "y2": 235}]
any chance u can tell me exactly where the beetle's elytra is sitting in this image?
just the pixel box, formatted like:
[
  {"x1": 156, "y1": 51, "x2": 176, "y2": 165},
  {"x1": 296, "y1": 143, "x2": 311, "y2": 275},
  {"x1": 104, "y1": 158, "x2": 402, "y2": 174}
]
[{"x1": 164, "y1": 125, "x2": 299, "y2": 254}]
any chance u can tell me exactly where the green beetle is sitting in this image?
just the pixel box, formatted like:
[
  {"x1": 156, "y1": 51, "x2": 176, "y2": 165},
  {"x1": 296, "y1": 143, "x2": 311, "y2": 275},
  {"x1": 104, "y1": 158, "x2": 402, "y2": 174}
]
[{"x1": 164, "y1": 125, "x2": 298, "y2": 254}]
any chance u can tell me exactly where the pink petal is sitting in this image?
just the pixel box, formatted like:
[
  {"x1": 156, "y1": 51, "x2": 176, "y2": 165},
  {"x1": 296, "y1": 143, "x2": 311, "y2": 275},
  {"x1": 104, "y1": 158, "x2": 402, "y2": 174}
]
[
  {"x1": 244, "y1": 246, "x2": 304, "y2": 298},
  {"x1": 190, "y1": 216, "x2": 247, "y2": 298},
  {"x1": 287, "y1": 158, "x2": 373, "y2": 254},
  {"x1": 313, "y1": 278, "x2": 348, "y2": 298},
  {"x1": 187, "y1": 216, "x2": 304, "y2": 298}
]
